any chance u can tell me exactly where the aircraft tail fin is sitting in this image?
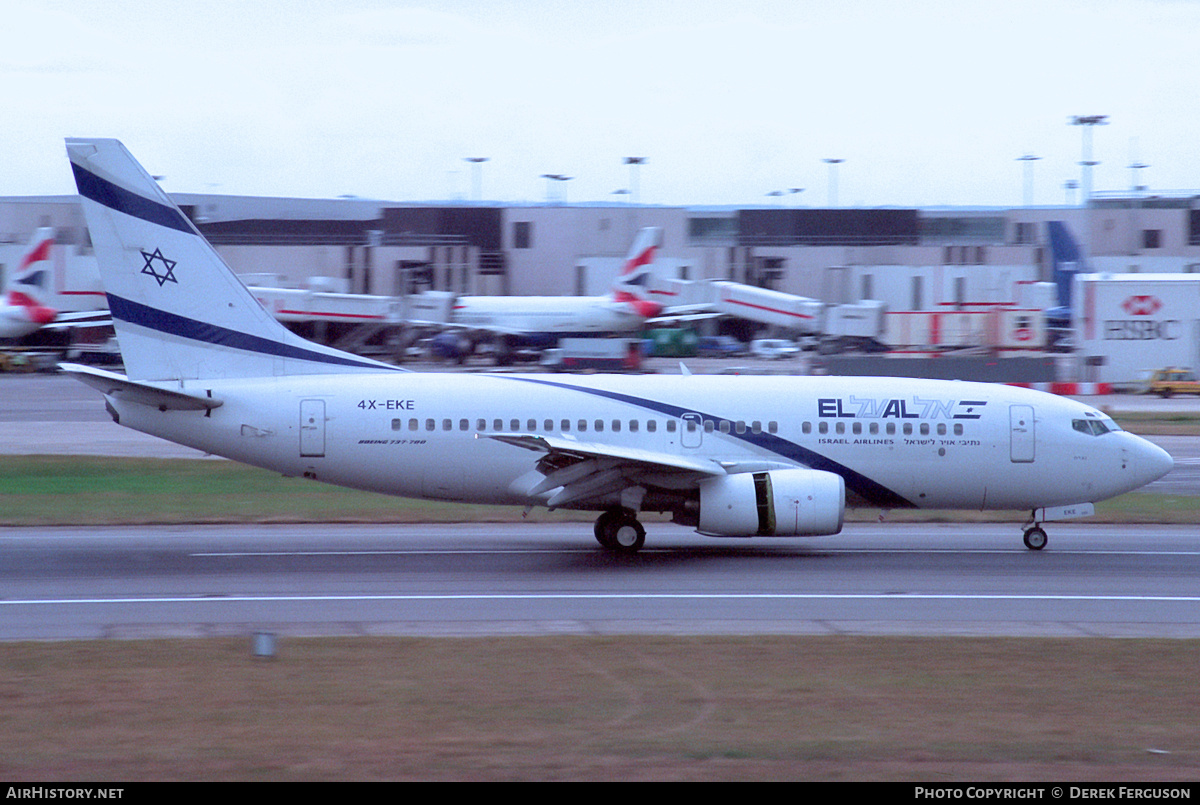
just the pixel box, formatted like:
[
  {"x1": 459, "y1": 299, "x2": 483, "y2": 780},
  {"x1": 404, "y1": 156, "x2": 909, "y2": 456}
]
[
  {"x1": 1047, "y1": 220, "x2": 1082, "y2": 310},
  {"x1": 5, "y1": 227, "x2": 57, "y2": 325},
  {"x1": 611, "y1": 226, "x2": 664, "y2": 317},
  {"x1": 66, "y1": 138, "x2": 398, "y2": 381}
]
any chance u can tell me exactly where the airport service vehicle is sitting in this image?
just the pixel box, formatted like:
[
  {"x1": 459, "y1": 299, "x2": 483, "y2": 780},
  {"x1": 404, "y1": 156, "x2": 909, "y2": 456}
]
[
  {"x1": 62, "y1": 139, "x2": 1173, "y2": 554},
  {"x1": 749, "y1": 338, "x2": 800, "y2": 360},
  {"x1": 1148, "y1": 368, "x2": 1200, "y2": 398}
]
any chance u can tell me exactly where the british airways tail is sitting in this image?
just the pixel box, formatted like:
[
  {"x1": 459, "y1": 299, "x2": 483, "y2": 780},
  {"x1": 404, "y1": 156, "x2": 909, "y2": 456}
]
[
  {"x1": 6, "y1": 227, "x2": 58, "y2": 324},
  {"x1": 611, "y1": 226, "x2": 663, "y2": 317},
  {"x1": 66, "y1": 138, "x2": 398, "y2": 381}
]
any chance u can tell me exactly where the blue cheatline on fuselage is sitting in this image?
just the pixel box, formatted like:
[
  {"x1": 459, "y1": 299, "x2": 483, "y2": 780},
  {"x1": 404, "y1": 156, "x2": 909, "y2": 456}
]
[{"x1": 500, "y1": 375, "x2": 915, "y2": 509}]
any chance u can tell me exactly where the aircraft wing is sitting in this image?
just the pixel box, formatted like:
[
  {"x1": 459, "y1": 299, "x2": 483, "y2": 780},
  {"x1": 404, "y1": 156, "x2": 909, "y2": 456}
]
[
  {"x1": 59, "y1": 363, "x2": 223, "y2": 411},
  {"x1": 484, "y1": 432, "x2": 725, "y2": 508}
]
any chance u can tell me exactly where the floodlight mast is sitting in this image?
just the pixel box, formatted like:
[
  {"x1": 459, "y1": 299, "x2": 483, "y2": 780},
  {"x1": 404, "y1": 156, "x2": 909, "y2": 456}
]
[
  {"x1": 1016, "y1": 154, "x2": 1041, "y2": 207},
  {"x1": 1070, "y1": 115, "x2": 1108, "y2": 206},
  {"x1": 823, "y1": 158, "x2": 844, "y2": 207},
  {"x1": 624, "y1": 157, "x2": 646, "y2": 206},
  {"x1": 464, "y1": 157, "x2": 488, "y2": 202}
]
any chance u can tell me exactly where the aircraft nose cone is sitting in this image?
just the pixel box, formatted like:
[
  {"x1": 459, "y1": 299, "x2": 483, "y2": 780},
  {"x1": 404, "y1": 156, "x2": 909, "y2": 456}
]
[{"x1": 1134, "y1": 439, "x2": 1174, "y2": 487}]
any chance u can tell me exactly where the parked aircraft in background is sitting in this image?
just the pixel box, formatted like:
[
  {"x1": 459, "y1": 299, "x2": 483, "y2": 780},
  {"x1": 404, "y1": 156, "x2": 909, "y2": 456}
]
[
  {"x1": 1, "y1": 228, "x2": 112, "y2": 342},
  {"x1": 408, "y1": 226, "x2": 715, "y2": 363},
  {"x1": 62, "y1": 138, "x2": 1173, "y2": 553},
  {"x1": 0, "y1": 228, "x2": 59, "y2": 339}
]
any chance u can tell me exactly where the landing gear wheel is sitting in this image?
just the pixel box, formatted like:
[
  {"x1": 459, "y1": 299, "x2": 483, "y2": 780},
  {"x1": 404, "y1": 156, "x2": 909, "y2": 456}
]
[
  {"x1": 1023, "y1": 526, "x2": 1048, "y2": 551},
  {"x1": 594, "y1": 508, "x2": 645, "y2": 554}
]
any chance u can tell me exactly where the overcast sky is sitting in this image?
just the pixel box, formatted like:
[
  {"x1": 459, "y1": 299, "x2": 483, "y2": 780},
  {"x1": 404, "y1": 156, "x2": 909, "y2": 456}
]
[{"x1": 4, "y1": 0, "x2": 1198, "y2": 207}]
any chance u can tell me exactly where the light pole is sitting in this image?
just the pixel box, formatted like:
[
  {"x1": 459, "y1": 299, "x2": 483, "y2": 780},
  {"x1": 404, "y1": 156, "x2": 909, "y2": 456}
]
[
  {"x1": 823, "y1": 158, "x2": 844, "y2": 207},
  {"x1": 1070, "y1": 115, "x2": 1108, "y2": 206},
  {"x1": 464, "y1": 157, "x2": 488, "y2": 202},
  {"x1": 541, "y1": 173, "x2": 572, "y2": 204},
  {"x1": 1016, "y1": 154, "x2": 1041, "y2": 207},
  {"x1": 624, "y1": 157, "x2": 646, "y2": 206},
  {"x1": 1128, "y1": 160, "x2": 1149, "y2": 195}
]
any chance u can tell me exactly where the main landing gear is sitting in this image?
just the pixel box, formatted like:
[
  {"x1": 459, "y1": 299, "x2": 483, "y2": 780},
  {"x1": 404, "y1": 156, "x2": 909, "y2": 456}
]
[{"x1": 594, "y1": 507, "x2": 646, "y2": 554}]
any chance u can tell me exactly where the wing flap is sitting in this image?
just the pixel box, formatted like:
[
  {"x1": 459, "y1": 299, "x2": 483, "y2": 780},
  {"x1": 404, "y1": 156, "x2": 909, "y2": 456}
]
[{"x1": 484, "y1": 431, "x2": 724, "y2": 508}]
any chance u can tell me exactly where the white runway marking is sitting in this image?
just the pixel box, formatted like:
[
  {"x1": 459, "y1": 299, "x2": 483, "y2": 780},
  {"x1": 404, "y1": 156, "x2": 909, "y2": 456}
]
[{"x1": 6, "y1": 592, "x2": 1200, "y2": 606}]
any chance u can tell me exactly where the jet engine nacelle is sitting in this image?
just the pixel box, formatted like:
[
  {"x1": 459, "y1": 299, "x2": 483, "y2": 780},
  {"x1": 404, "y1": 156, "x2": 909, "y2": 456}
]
[{"x1": 698, "y1": 469, "x2": 845, "y2": 537}]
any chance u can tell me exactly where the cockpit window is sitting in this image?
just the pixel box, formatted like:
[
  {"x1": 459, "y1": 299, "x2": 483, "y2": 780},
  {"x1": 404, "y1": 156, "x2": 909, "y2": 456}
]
[{"x1": 1073, "y1": 417, "x2": 1119, "y2": 436}]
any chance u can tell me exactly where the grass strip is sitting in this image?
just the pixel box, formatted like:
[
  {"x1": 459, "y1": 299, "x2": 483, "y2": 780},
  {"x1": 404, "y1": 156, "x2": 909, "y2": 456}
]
[
  {"x1": 1, "y1": 635, "x2": 1197, "y2": 781},
  {"x1": 0, "y1": 455, "x2": 1193, "y2": 526}
]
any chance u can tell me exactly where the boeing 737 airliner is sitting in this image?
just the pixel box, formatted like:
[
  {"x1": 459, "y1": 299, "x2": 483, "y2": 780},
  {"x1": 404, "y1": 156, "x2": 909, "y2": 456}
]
[{"x1": 61, "y1": 139, "x2": 1173, "y2": 553}]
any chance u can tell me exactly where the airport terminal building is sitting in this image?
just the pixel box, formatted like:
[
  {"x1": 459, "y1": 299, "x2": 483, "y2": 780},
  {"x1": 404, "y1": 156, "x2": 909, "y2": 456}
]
[{"x1": 2, "y1": 191, "x2": 1200, "y2": 375}]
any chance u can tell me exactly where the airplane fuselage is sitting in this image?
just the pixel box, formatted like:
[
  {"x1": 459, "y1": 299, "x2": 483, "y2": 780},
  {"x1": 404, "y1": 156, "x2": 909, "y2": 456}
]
[
  {"x1": 449, "y1": 295, "x2": 642, "y2": 341},
  {"x1": 109, "y1": 372, "x2": 1163, "y2": 521}
]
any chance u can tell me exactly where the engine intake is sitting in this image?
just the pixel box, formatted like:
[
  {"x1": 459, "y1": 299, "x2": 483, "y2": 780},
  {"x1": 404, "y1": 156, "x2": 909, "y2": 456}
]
[{"x1": 698, "y1": 469, "x2": 845, "y2": 537}]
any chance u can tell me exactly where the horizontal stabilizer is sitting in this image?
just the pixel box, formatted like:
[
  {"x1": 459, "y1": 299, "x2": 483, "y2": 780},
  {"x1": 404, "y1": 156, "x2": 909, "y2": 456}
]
[{"x1": 59, "y1": 363, "x2": 222, "y2": 411}]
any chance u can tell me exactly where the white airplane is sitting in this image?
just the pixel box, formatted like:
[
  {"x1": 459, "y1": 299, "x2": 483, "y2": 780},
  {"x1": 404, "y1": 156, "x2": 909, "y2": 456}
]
[
  {"x1": 0, "y1": 228, "x2": 59, "y2": 339},
  {"x1": 411, "y1": 227, "x2": 704, "y2": 363},
  {"x1": 61, "y1": 138, "x2": 1173, "y2": 553}
]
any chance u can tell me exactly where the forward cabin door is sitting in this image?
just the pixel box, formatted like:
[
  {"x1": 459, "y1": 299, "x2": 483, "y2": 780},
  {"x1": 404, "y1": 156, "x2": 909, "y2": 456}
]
[{"x1": 1009, "y1": 404, "x2": 1035, "y2": 463}]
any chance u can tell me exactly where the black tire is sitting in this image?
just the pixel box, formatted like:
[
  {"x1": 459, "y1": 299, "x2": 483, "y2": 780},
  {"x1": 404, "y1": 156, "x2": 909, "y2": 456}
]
[
  {"x1": 1023, "y1": 527, "x2": 1048, "y2": 551},
  {"x1": 595, "y1": 509, "x2": 645, "y2": 554}
]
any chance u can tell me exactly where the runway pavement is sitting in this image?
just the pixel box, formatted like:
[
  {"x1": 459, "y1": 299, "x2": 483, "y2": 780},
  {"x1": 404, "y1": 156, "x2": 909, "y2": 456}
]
[{"x1": 2, "y1": 522, "x2": 1200, "y2": 640}]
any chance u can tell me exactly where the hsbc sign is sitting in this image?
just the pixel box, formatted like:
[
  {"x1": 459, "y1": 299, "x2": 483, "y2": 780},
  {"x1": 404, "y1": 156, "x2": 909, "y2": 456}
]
[
  {"x1": 1106, "y1": 294, "x2": 1180, "y2": 340},
  {"x1": 1121, "y1": 295, "x2": 1162, "y2": 316}
]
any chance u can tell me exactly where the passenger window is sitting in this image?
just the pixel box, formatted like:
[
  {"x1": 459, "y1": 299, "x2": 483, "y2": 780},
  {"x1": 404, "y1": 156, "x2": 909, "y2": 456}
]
[
  {"x1": 736, "y1": 420, "x2": 746, "y2": 434},
  {"x1": 459, "y1": 418, "x2": 469, "y2": 431},
  {"x1": 391, "y1": 418, "x2": 401, "y2": 431},
  {"x1": 954, "y1": 423, "x2": 963, "y2": 436},
  {"x1": 442, "y1": 419, "x2": 452, "y2": 431},
  {"x1": 835, "y1": 422, "x2": 845, "y2": 435},
  {"x1": 477, "y1": 418, "x2": 487, "y2": 431},
  {"x1": 426, "y1": 418, "x2": 436, "y2": 431},
  {"x1": 869, "y1": 422, "x2": 879, "y2": 435},
  {"x1": 494, "y1": 419, "x2": 503, "y2": 431},
  {"x1": 852, "y1": 422, "x2": 862, "y2": 435},
  {"x1": 751, "y1": 421, "x2": 762, "y2": 433},
  {"x1": 719, "y1": 420, "x2": 730, "y2": 434},
  {"x1": 510, "y1": 419, "x2": 520, "y2": 431},
  {"x1": 612, "y1": 420, "x2": 621, "y2": 432},
  {"x1": 528, "y1": 419, "x2": 537, "y2": 431},
  {"x1": 578, "y1": 419, "x2": 587, "y2": 432},
  {"x1": 704, "y1": 420, "x2": 714, "y2": 433},
  {"x1": 802, "y1": 421, "x2": 812, "y2": 434},
  {"x1": 937, "y1": 423, "x2": 946, "y2": 436},
  {"x1": 903, "y1": 423, "x2": 912, "y2": 435},
  {"x1": 545, "y1": 419, "x2": 553, "y2": 431},
  {"x1": 561, "y1": 419, "x2": 571, "y2": 432},
  {"x1": 920, "y1": 423, "x2": 929, "y2": 436},
  {"x1": 768, "y1": 421, "x2": 778, "y2": 434},
  {"x1": 595, "y1": 420, "x2": 604, "y2": 432},
  {"x1": 410, "y1": 418, "x2": 419, "y2": 431},
  {"x1": 630, "y1": 420, "x2": 639, "y2": 432}
]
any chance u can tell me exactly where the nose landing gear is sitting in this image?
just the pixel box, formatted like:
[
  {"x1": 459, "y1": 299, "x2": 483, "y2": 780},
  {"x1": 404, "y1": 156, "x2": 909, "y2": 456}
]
[{"x1": 1022, "y1": 525, "x2": 1048, "y2": 550}]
